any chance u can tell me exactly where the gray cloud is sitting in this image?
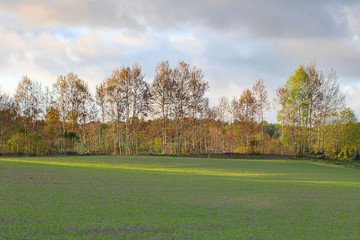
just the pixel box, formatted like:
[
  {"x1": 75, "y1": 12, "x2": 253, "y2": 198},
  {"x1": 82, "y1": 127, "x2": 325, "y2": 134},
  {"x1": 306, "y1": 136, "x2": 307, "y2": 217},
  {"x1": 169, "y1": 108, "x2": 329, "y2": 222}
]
[
  {"x1": 0, "y1": 0, "x2": 357, "y2": 38},
  {"x1": 1, "y1": 0, "x2": 360, "y2": 122}
]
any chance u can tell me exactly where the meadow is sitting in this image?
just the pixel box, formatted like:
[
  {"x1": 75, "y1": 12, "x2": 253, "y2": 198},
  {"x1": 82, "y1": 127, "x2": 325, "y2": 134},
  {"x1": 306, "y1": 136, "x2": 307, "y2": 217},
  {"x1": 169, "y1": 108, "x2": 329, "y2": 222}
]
[{"x1": 1, "y1": 156, "x2": 360, "y2": 239}]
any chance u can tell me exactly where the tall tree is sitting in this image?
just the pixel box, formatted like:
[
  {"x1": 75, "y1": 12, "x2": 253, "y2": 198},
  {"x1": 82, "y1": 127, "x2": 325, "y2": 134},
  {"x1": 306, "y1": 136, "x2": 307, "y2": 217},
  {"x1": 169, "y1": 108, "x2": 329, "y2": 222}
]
[
  {"x1": 232, "y1": 89, "x2": 258, "y2": 154},
  {"x1": 103, "y1": 68, "x2": 125, "y2": 154},
  {"x1": 77, "y1": 81, "x2": 93, "y2": 153},
  {"x1": 53, "y1": 72, "x2": 89, "y2": 153},
  {"x1": 95, "y1": 83, "x2": 108, "y2": 153},
  {"x1": 276, "y1": 86, "x2": 289, "y2": 155},
  {"x1": 319, "y1": 69, "x2": 345, "y2": 152},
  {"x1": 116, "y1": 65, "x2": 132, "y2": 154},
  {"x1": 252, "y1": 79, "x2": 270, "y2": 154},
  {"x1": 283, "y1": 65, "x2": 309, "y2": 155},
  {"x1": 14, "y1": 76, "x2": 44, "y2": 154},
  {"x1": 277, "y1": 64, "x2": 346, "y2": 157},
  {"x1": 187, "y1": 65, "x2": 209, "y2": 153},
  {"x1": 53, "y1": 75, "x2": 69, "y2": 154},
  {"x1": 129, "y1": 63, "x2": 150, "y2": 154},
  {"x1": 172, "y1": 61, "x2": 191, "y2": 153},
  {"x1": 215, "y1": 96, "x2": 231, "y2": 152},
  {"x1": 305, "y1": 61, "x2": 324, "y2": 153},
  {"x1": 100, "y1": 64, "x2": 150, "y2": 154},
  {"x1": 151, "y1": 61, "x2": 174, "y2": 154}
]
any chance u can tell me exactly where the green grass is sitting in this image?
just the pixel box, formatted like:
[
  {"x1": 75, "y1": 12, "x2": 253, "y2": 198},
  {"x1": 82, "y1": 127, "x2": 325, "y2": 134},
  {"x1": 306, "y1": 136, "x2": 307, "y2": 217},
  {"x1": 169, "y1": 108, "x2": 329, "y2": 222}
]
[{"x1": 1, "y1": 156, "x2": 360, "y2": 239}]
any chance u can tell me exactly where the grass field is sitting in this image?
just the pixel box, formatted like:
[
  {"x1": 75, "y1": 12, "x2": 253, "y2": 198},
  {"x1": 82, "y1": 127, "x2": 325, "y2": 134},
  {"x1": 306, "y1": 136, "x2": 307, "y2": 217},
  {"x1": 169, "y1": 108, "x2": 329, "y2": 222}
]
[{"x1": 1, "y1": 156, "x2": 360, "y2": 239}]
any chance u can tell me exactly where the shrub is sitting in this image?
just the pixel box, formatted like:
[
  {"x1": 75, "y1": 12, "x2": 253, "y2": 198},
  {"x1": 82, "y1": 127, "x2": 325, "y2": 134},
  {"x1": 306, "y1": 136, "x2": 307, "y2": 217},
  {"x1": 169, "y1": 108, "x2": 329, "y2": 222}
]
[{"x1": 338, "y1": 145, "x2": 357, "y2": 160}]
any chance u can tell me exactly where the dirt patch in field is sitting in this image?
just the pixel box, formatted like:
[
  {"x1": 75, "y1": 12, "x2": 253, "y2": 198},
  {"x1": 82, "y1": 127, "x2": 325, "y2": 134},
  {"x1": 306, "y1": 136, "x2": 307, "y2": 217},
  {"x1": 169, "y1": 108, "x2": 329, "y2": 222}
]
[
  {"x1": 187, "y1": 196, "x2": 272, "y2": 211},
  {"x1": 60, "y1": 225, "x2": 145, "y2": 237},
  {"x1": 61, "y1": 225, "x2": 175, "y2": 236}
]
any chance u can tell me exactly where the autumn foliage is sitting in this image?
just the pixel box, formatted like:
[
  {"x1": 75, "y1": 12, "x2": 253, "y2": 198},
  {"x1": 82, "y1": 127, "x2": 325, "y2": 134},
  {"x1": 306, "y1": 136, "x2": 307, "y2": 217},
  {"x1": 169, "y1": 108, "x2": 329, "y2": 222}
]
[{"x1": 0, "y1": 61, "x2": 359, "y2": 158}]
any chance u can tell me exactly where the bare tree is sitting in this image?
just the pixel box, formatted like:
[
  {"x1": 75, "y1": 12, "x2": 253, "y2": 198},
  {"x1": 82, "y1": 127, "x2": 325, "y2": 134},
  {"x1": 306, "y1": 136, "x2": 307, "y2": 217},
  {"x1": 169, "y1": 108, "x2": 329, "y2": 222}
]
[
  {"x1": 77, "y1": 81, "x2": 92, "y2": 153},
  {"x1": 151, "y1": 61, "x2": 174, "y2": 154},
  {"x1": 187, "y1": 66, "x2": 209, "y2": 153},
  {"x1": 252, "y1": 79, "x2": 270, "y2": 154},
  {"x1": 130, "y1": 63, "x2": 150, "y2": 154},
  {"x1": 15, "y1": 76, "x2": 44, "y2": 154},
  {"x1": 117, "y1": 65, "x2": 132, "y2": 154},
  {"x1": 102, "y1": 64, "x2": 150, "y2": 154},
  {"x1": 319, "y1": 69, "x2": 345, "y2": 152},
  {"x1": 53, "y1": 75, "x2": 69, "y2": 154},
  {"x1": 306, "y1": 61, "x2": 323, "y2": 154},
  {"x1": 215, "y1": 96, "x2": 231, "y2": 152},
  {"x1": 96, "y1": 83, "x2": 107, "y2": 123},
  {"x1": 103, "y1": 68, "x2": 125, "y2": 155},
  {"x1": 172, "y1": 61, "x2": 191, "y2": 153},
  {"x1": 53, "y1": 73, "x2": 88, "y2": 153}
]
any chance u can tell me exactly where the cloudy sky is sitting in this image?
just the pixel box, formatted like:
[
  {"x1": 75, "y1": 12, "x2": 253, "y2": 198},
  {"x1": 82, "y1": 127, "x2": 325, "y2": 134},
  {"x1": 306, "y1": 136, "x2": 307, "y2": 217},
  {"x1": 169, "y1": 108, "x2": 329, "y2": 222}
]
[{"x1": 0, "y1": 0, "x2": 360, "y2": 122}]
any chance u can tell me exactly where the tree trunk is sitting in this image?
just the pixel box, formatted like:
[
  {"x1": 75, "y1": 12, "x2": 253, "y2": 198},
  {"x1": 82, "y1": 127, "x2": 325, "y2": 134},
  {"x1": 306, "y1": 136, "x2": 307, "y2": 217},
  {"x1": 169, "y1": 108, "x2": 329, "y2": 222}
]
[{"x1": 350, "y1": 149, "x2": 359, "y2": 162}]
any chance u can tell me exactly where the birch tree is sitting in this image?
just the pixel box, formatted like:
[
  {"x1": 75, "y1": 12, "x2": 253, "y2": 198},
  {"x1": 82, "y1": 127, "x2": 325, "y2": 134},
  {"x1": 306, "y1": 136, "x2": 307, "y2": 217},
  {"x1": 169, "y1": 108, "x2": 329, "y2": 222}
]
[
  {"x1": 232, "y1": 89, "x2": 258, "y2": 154},
  {"x1": 187, "y1": 66, "x2": 209, "y2": 153},
  {"x1": 15, "y1": 76, "x2": 44, "y2": 154},
  {"x1": 252, "y1": 79, "x2": 270, "y2": 154},
  {"x1": 151, "y1": 61, "x2": 174, "y2": 154},
  {"x1": 172, "y1": 61, "x2": 191, "y2": 153}
]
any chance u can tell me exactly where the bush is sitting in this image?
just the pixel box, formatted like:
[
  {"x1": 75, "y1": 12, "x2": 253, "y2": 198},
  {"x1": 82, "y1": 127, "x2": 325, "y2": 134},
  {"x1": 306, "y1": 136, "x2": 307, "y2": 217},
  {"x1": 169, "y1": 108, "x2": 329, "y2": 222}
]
[{"x1": 338, "y1": 145, "x2": 357, "y2": 160}]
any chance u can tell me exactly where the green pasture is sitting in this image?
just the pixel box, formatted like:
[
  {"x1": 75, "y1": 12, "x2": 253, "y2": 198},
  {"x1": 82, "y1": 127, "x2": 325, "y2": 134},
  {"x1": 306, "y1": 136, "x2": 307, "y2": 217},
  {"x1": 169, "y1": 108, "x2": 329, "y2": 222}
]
[{"x1": 0, "y1": 156, "x2": 360, "y2": 239}]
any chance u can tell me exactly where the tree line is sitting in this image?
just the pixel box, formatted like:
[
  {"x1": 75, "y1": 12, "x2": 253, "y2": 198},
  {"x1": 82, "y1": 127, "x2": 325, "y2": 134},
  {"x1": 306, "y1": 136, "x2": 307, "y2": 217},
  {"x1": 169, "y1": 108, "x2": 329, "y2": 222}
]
[{"x1": 0, "y1": 60, "x2": 359, "y2": 159}]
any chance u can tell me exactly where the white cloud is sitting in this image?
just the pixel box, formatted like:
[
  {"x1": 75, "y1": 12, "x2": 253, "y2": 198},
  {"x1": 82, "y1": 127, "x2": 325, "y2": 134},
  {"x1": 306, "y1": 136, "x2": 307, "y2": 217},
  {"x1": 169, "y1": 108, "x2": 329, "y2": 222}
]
[
  {"x1": 111, "y1": 31, "x2": 152, "y2": 48},
  {"x1": 342, "y1": 82, "x2": 360, "y2": 119},
  {"x1": 344, "y1": 4, "x2": 360, "y2": 37},
  {"x1": 18, "y1": 3, "x2": 57, "y2": 24},
  {"x1": 75, "y1": 32, "x2": 116, "y2": 58},
  {"x1": 37, "y1": 32, "x2": 66, "y2": 55},
  {"x1": 169, "y1": 35, "x2": 205, "y2": 56}
]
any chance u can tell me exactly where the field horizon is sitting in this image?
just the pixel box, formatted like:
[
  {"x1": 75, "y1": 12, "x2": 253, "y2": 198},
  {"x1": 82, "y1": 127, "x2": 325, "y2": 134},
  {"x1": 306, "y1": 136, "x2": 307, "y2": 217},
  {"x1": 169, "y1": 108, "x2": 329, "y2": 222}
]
[{"x1": 1, "y1": 156, "x2": 360, "y2": 239}]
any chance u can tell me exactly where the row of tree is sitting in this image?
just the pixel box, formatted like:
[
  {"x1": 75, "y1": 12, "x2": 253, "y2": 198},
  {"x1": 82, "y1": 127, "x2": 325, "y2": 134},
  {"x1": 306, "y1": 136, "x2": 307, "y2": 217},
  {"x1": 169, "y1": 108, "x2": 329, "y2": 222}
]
[{"x1": 0, "y1": 60, "x2": 359, "y2": 159}]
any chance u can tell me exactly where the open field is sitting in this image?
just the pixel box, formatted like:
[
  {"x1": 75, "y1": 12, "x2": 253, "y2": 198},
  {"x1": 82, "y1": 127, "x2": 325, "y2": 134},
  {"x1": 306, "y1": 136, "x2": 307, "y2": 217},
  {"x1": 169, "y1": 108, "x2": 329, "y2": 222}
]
[{"x1": 1, "y1": 156, "x2": 360, "y2": 239}]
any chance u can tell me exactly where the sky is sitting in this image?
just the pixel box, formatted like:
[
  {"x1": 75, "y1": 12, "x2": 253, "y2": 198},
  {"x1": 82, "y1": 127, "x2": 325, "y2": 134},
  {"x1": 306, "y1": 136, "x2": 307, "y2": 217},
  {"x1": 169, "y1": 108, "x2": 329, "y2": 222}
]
[{"x1": 0, "y1": 0, "x2": 360, "y2": 123}]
